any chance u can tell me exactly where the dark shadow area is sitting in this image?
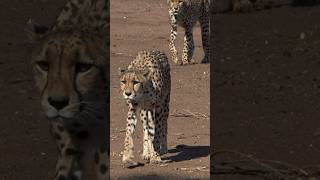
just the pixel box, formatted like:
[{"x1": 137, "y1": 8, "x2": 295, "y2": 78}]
[
  {"x1": 116, "y1": 174, "x2": 208, "y2": 180},
  {"x1": 212, "y1": 3, "x2": 320, "y2": 180},
  {"x1": 164, "y1": 144, "x2": 210, "y2": 163},
  {"x1": 292, "y1": 0, "x2": 320, "y2": 6}
]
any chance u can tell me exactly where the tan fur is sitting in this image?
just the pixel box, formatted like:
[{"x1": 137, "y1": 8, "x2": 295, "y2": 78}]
[{"x1": 119, "y1": 50, "x2": 171, "y2": 166}]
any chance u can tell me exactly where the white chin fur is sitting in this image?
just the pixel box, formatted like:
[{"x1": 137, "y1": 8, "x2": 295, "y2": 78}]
[
  {"x1": 46, "y1": 108, "x2": 58, "y2": 118},
  {"x1": 59, "y1": 110, "x2": 75, "y2": 118},
  {"x1": 46, "y1": 108, "x2": 75, "y2": 119}
]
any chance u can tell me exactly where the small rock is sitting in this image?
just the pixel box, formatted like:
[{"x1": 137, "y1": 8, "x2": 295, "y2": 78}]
[{"x1": 300, "y1": 32, "x2": 306, "y2": 39}]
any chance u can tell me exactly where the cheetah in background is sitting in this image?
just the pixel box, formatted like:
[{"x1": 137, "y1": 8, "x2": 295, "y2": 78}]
[
  {"x1": 119, "y1": 50, "x2": 171, "y2": 167},
  {"x1": 26, "y1": 0, "x2": 109, "y2": 179},
  {"x1": 167, "y1": 0, "x2": 210, "y2": 65}
]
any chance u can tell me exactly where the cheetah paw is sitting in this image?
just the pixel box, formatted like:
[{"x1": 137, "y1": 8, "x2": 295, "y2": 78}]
[{"x1": 141, "y1": 153, "x2": 151, "y2": 161}]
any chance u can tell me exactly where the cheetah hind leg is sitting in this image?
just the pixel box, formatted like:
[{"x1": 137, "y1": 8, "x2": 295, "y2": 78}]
[
  {"x1": 182, "y1": 23, "x2": 195, "y2": 65},
  {"x1": 160, "y1": 112, "x2": 168, "y2": 155},
  {"x1": 148, "y1": 111, "x2": 170, "y2": 164},
  {"x1": 199, "y1": 15, "x2": 210, "y2": 64}
]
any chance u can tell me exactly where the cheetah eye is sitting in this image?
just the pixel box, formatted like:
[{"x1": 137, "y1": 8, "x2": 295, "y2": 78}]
[
  {"x1": 76, "y1": 62, "x2": 92, "y2": 73},
  {"x1": 36, "y1": 61, "x2": 49, "y2": 71},
  {"x1": 133, "y1": 81, "x2": 140, "y2": 85},
  {"x1": 121, "y1": 80, "x2": 126, "y2": 84}
]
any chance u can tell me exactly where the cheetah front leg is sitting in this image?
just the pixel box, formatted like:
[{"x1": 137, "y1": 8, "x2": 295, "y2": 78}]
[
  {"x1": 146, "y1": 108, "x2": 171, "y2": 164},
  {"x1": 146, "y1": 110, "x2": 163, "y2": 163},
  {"x1": 200, "y1": 12, "x2": 210, "y2": 64},
  {"x1": 50, "y1": 121, "x2": 82, "y2": 180},
  {"x1": 160, "y1": 104, "x2": 169, "y2": 155},
  {"x1": 169, "y1": 19, "x2": 181, "y2": 65},
  {"x1": 182, "y1": 23, "x2": 195, "y2": 65},
  {"x1": 140, "y1": 109, "x2": 151, "y2": 161},
  {"x1": 122, "y1": 103, "x2": 138, "y2": 167}
]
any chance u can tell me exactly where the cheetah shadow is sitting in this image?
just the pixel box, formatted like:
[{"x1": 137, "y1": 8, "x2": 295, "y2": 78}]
[{"x1": 163, "y1": 144, "x2": 210, "y2": 163}]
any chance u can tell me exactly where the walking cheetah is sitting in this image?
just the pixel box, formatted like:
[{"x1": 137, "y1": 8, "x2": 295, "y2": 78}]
[
  {"x1": 167, "y1": 0, "x2": 210, "y2": 65},
  {"x1": 119, "y1": 50, "x2": 171, "y2": 166},
  {"x1": 26, "y1": 0, "x2": 109, "y2": 179}
]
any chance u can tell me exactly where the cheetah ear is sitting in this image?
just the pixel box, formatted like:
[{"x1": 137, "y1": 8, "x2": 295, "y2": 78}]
[
  {"x1": 118, "y1": 68, "x2": 126, "y2": 76},
  {"x1": 25, "y1": 19, "x2": 49, "y2": 43}
]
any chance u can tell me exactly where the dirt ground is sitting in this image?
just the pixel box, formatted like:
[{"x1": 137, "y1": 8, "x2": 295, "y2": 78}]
[
  {"x1": 212, "y1": 4, "x2": 320, "y2": 180},
  {"x1": 110, "y1": 0, "x2": 210, "y2": 179}
]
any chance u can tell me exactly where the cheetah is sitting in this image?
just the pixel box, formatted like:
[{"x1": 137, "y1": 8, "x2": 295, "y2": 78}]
[
  {"x1": 26, "y1": 0, "x2": 109, "y2": 179},
  {"x1": 119, "y1": 50, "x2": 171, "y2": 166},
  {"x1": 167, "y1": 0, "x2": 210, "y2": 65}
]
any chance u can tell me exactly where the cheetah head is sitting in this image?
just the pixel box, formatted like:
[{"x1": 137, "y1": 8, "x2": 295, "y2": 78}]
[
  {"x1": 167, "y1": 0, "x2": 185, "y2": 14},
  {"x1": 26, "y1": 20, "x2": 106, "y2": 120},
  {"x1": 118, "y1": 68, "x2": 150, "y2": 102}
]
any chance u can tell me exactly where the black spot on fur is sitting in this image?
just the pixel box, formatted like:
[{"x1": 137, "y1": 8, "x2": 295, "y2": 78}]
[
  {"x1": 72, "y1": 122, "x2": 83, "y2": 128},
  {"x1": 33, "y1": 24, "x2": 49, "y2": 34},
  {"x1": 54, "y1": 133, "x2": 62, "y2": 140},
  {"x1": 75, "y1": 131, "x2": 89, "y2": 139},
  {"x1": 100, "y1": 164, "x2": 107, "y2": 174},
  {"x1": 57, "y1": 175, "x2": 66, "y2": 180},
  {"x1": 57, "y1": 125, "x2": 64, "y2": 132},
  {"x1": 58, "y1": 166, "x2": 66, "y2": 170},
  {"x1": 94, "y1": 152, "x2": 99, "y2": 164},
  {"x1": 70, "y1": 174, "x2": 79, "y2": 180},
  {"x1": 65, "y1": 148, "x2": 80, "y2": 155},
  {"x1": 70, "y1": 2, "x2": 79, "y2": 15},
  {"x1": 63, "y1": 6, "x2": 69, "y2": 12}
]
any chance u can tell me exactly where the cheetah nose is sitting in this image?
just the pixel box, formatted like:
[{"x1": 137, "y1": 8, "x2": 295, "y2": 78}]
[
  {"x1": 125, "y1": 92, "x2": 132, "y2": 96},
  {"x1": 48, "y1": 97, "x2": 69, "y2": 110}
]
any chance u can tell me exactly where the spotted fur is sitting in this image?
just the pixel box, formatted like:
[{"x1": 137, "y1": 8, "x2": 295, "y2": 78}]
[
  {"x1": 119, "y1": 50, "x2": 171, "y2": 166},
  {"x1": 26, "y1": 0, "x2": 109, "y2": 179},
  {"x1": 167, "y1": 0, "x2": 210, "y2": 65}
]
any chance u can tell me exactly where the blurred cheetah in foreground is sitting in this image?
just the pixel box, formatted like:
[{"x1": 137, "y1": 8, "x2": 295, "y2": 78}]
[
  {"x1": 119, "y1": 50, "x2": 171, "y2": 167},
  {"x1": 167, "y1": 0, "x2": 210, "y2": 65},
  {"x1": 26, "y1": 0, "x2": 109, "y2": 179}
]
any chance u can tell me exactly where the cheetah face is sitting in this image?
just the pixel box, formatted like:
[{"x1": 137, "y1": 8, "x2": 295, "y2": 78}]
[
  {"x1": 119, "y1": 69, "x2": 149, "y2": 102},
  {"x1": 168, "y1": 0, "x2": 184, "y2": 15},
  {"x1": 27, "y1": 21, "x2": 106, "y2": 119}
]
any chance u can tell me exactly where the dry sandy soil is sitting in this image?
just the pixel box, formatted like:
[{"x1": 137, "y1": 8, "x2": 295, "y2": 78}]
[
  {"x1": 110, "y1": 0, "x2": 210, "y2": 179},
  {"x1": 212, "y1": 4, "x2": 320, "y2": 180}
]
